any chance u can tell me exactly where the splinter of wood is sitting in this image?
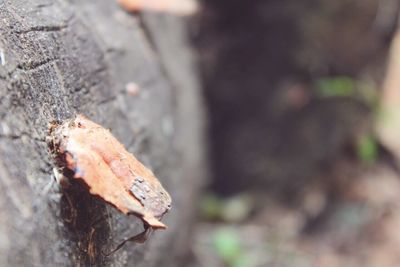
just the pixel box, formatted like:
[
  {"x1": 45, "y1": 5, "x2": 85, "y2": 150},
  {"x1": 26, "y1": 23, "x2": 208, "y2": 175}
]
[{"x1": 104, "y1": 224, "x2": 153, "y2": 256}]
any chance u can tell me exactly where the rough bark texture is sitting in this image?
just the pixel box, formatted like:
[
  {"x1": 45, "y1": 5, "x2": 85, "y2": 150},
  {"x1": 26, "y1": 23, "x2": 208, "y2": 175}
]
[{"x1": 0, "y1": 0, "x2": 205, "y2": 266}]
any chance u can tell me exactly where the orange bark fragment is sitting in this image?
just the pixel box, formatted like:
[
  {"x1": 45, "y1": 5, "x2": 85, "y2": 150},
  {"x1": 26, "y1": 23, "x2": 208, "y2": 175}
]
[
  {"x1": 117, "y1": 0, "x2": 198, "y2": 15},
  {"x1": 48, "y1": 115, "x2": 171, "y2": 230}
]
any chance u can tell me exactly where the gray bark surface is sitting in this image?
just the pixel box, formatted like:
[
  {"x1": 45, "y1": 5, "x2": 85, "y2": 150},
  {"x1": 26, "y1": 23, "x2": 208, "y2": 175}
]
[{"x1": 0, "y1": 0, "x2": 205, "y2": 266}]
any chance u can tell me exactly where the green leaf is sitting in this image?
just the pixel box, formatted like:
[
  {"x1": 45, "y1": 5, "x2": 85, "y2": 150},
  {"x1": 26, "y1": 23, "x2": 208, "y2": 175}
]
[
  {"x1": 200, "y1": 194, "x2": 223, "y2": 220},
  {"x1": 232, "y1": 254, "x2": 256, "y2": 267},
  {"x1": 357, "y1": 134, "x2": 378, "y2": 165},
  {"x1": 213, "y1": 227, "x2": 242, "y2": 264},
  {"x1": 221, "y1": 194, "x2": 253, "y2": 223},
  {"x1": 315, "y1": 76, "x2": 355, "y2": 97}
]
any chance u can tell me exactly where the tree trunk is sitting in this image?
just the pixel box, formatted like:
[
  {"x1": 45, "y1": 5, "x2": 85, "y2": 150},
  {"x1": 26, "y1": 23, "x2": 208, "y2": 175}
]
[{"x1": 0, "y1": 0, "x2": 205, "y2": 266}]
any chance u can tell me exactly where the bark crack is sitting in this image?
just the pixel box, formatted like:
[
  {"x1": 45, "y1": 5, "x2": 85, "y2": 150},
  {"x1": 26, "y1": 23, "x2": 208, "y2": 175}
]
[
  {"x1": 0, "y1": 131, "x2": 43, "y2": 142},
  {"x1": 15, "y1": 57, "x2": 58, "y2": 71},
  {"x1": 15, "y1": 25, "x2": 68, "y2": 34}
]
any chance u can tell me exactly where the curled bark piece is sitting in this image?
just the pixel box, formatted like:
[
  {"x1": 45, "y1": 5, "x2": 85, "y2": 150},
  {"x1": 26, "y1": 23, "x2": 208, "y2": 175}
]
[{"x1": 48, "y1": 114, "x2": 172, "y2": 230}]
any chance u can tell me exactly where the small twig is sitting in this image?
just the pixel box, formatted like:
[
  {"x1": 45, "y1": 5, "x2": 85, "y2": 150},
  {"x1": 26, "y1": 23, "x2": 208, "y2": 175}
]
[{"x1": 103, "y1": 226, "x2": 153, "y2": 256}]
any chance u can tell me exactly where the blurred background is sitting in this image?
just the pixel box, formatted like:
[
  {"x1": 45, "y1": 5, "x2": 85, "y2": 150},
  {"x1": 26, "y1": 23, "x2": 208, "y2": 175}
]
[{"x1": 189, "y1": 0, "x2": 400, "y2": 266}]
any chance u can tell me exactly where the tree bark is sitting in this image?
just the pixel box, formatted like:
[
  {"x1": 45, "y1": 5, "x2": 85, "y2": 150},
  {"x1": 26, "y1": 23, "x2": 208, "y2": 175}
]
[{"x1": 0, "y1": 0, "x2": 205, "y2": 266}]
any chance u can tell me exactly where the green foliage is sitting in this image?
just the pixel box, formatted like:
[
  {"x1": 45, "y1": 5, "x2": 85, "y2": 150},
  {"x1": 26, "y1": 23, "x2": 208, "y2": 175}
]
[
  {"x1": 200, "y1": 193, "x2": 253, "y2": 222},
  {"x1": 314, "y1": 76, "x2": 379, "y2": 165},
  {"x1": 314, "y1": 76, "x2": 379, "y2": 109},
  {"x1": 315, "y1": 76, "x2": 355, "y2": 97},
  {"x1": 213, "y1": 228, "x2": 242, "y2": 263},
  {"x1": 356, "y1": 134, "x2": 378, "y2": 165},
  {"x1": 213, "y1": 227, "x2": 256, "y2": 267},
  {"x1": 200, "y1": 194, "x2": 223, "y2": 220},
  {"x1": 232, "y1": 254, "x2": 255, "y2": 267},
  {"x1": 222, "y1": 195, "x2": 253, "y2": 222},
  {"x1": 201, "y1": 195, "x2": 256, "y2": 266}
]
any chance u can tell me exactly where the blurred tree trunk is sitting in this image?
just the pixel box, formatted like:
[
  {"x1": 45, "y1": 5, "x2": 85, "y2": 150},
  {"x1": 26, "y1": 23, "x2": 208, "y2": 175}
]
[
  {"x1": 196, "y1": 0, "x2": 390, "y2": 199},
  {"x1": 377, "y1": 14, "x2": 400, "y2": 164},
  {"x1": 0, "y1": 0, "x2": 205, "y2": 266}
]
